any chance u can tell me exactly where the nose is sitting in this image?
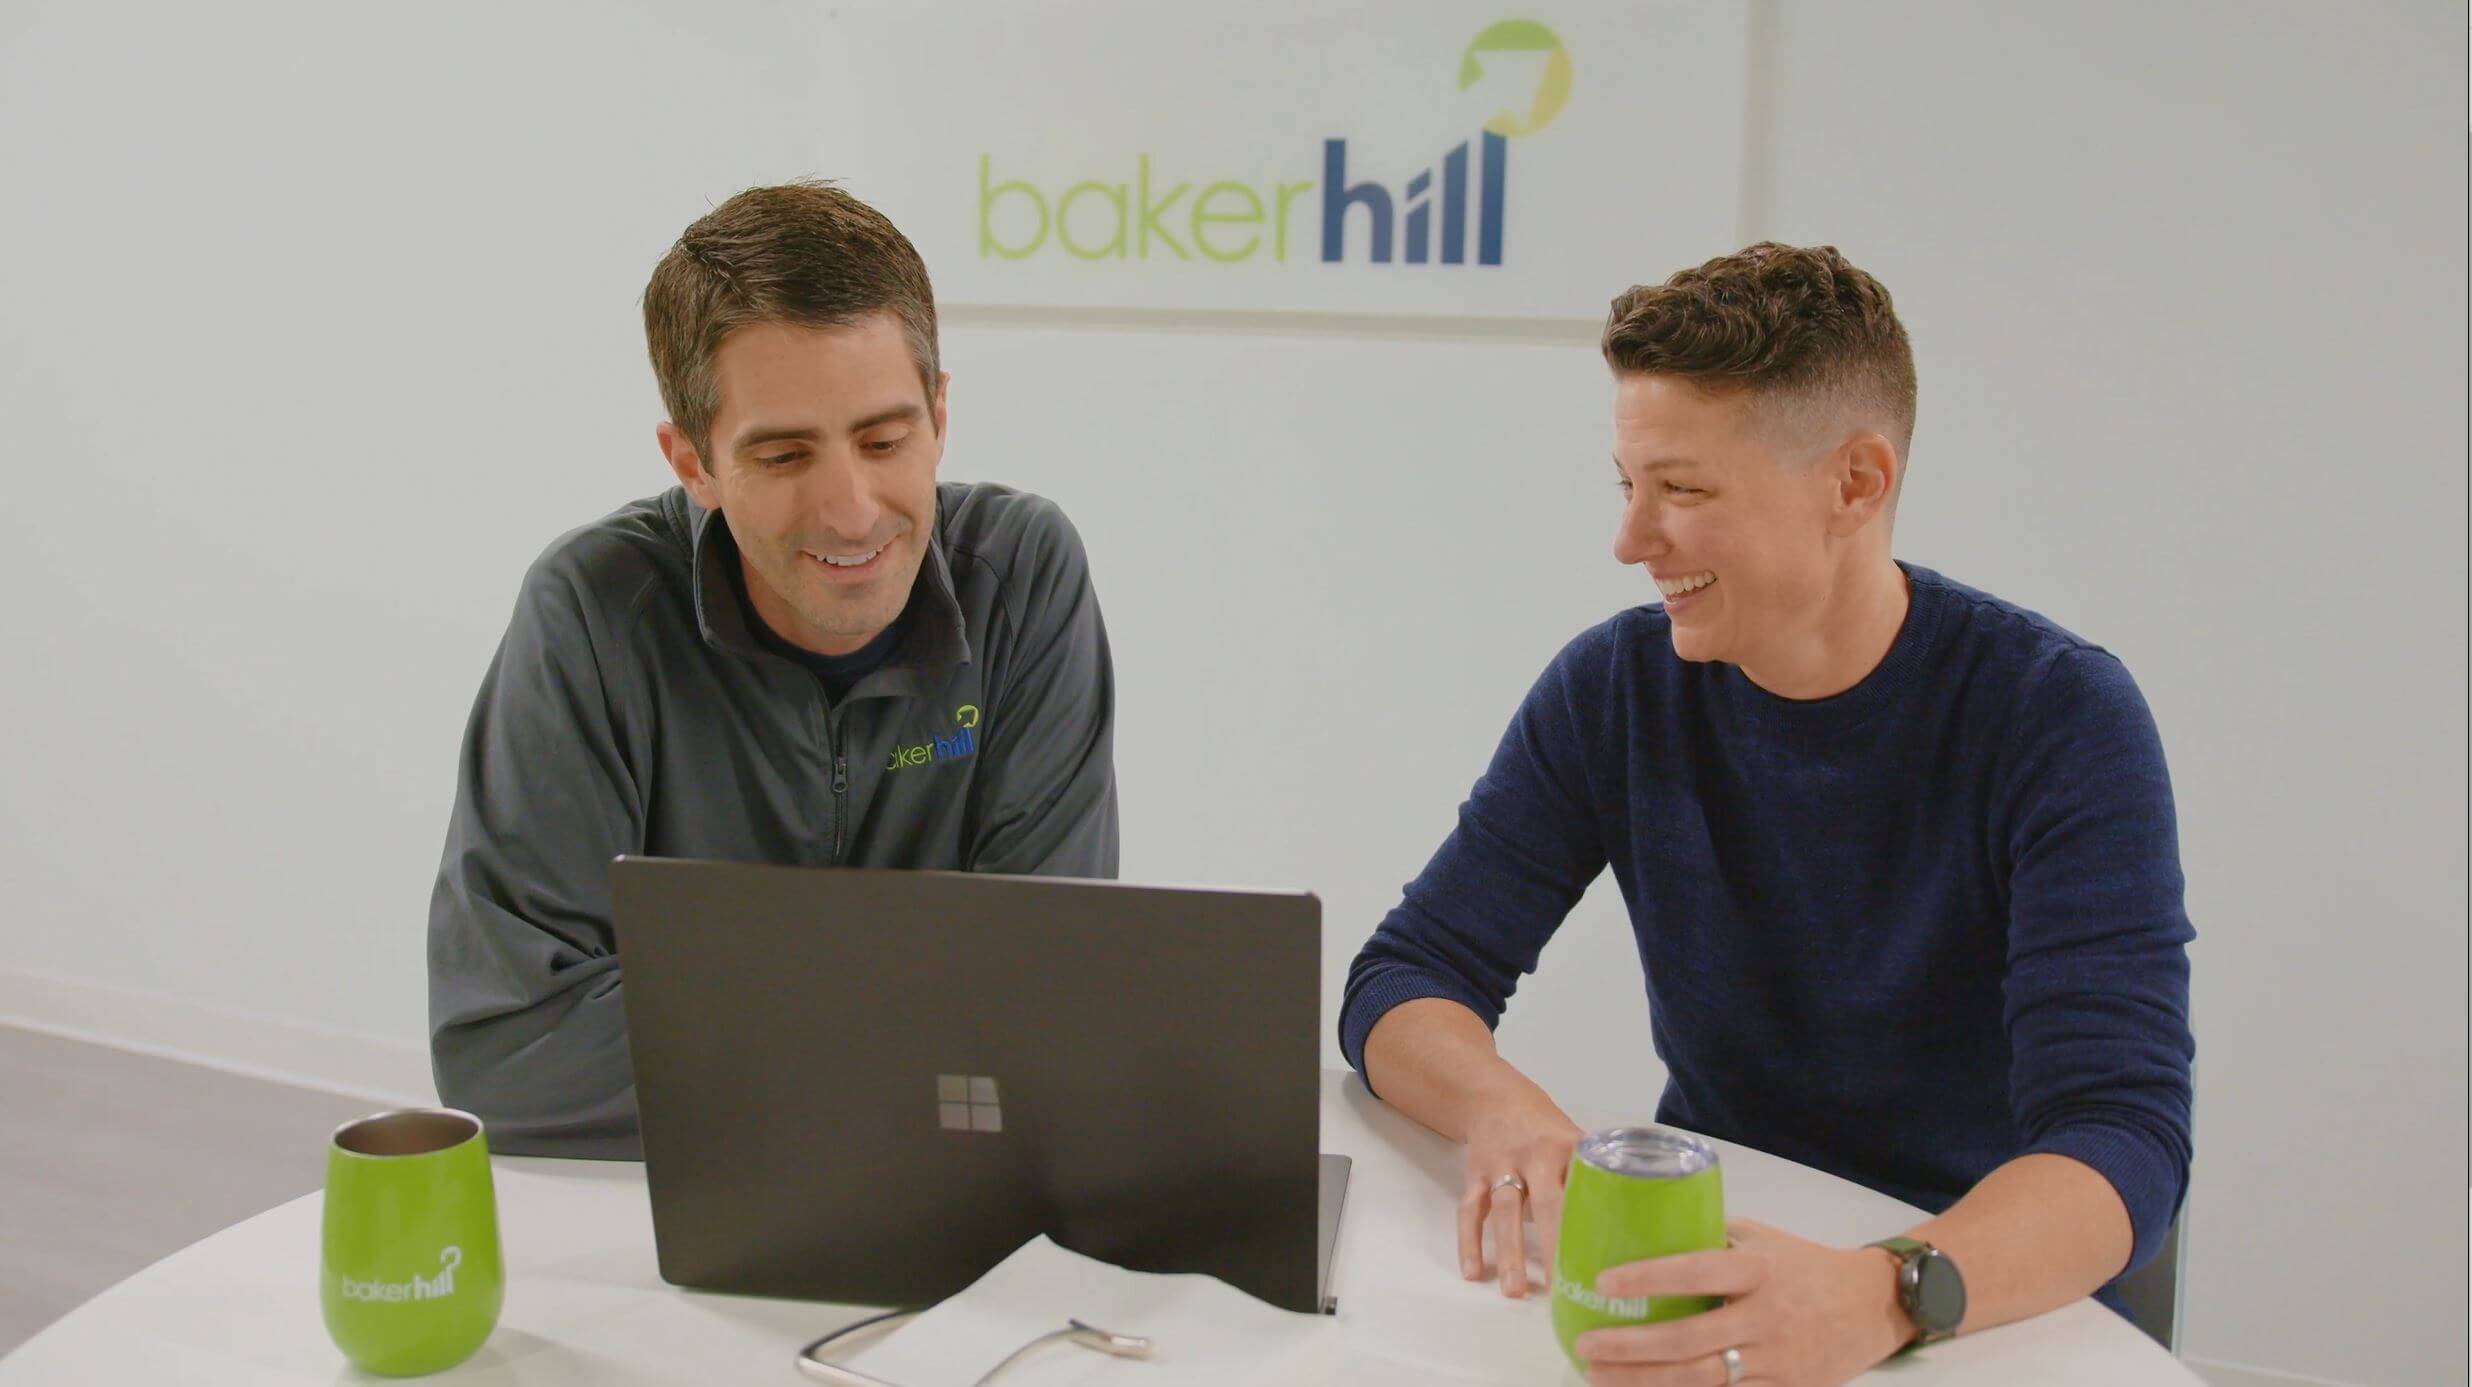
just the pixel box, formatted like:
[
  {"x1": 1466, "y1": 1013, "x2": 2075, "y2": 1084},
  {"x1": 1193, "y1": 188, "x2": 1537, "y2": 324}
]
[
  {"x1": 1611, "y1": 492, "x2": 1665, "y2": 568},
  {"x1": 797, "y1": 445, "x2": 884, "y2": 543}
]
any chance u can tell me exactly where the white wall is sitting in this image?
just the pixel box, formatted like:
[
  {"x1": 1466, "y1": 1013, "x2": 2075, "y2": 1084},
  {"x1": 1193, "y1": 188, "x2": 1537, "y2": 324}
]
[{"x1": 1, "y1": 4, "x2": 2461, "y2": 1385}]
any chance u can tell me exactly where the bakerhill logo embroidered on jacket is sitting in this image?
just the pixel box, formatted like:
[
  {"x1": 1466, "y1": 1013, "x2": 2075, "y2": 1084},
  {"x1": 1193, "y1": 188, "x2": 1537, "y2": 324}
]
[{"x1": 886, "y1": 705, "x2": 980, "y2": 771}]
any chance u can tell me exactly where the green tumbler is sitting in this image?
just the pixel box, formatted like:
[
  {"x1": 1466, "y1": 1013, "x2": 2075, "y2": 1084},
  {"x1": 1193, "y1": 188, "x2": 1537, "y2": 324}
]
[
  {"x1": 1551, "y1": 1127, "x2": 1726, "y2": 1376},
  {"x1": 321, "y1": 1108, "x2": 504, "y2": 1376}
]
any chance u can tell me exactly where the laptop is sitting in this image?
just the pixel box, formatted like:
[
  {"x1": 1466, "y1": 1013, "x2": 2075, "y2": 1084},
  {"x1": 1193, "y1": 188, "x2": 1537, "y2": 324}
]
[{"x1": 611, "y1": 857, "x2": 1350, "y2": 1315}]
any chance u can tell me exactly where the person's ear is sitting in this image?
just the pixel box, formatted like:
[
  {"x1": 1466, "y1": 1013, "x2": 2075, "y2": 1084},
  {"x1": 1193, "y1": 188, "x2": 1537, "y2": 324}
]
[
  {"x1": 657, "y1": 422, "x2": 724, "y2": 510},
  {"x1": 1828, "y1": 432, "x2": 1900, "y2": 536}
]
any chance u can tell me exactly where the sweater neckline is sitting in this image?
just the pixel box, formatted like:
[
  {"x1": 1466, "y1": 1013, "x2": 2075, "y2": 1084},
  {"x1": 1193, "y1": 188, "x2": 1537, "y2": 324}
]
[{"x1": 1714, "y1": 562, "x2": 1948, "y2": 735}]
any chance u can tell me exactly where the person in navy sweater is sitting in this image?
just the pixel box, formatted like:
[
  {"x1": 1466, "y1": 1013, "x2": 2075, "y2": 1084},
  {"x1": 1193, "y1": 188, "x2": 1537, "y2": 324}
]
[{"x1": 1341, "y1": 243, "x2": 2193, "y2": 1386}]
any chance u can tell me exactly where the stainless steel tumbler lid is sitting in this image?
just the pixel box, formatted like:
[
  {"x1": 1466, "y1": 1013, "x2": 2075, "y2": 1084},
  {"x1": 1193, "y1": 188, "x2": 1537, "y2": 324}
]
[{"x1": 1575, "y1": 1126, "x2": 1719, "y2": 1180}]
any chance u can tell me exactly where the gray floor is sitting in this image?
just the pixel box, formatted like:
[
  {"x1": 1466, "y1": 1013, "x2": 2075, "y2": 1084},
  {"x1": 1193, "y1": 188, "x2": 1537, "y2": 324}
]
[{"x1": 0, "y1": 1024, "x2": 382, "y2": 1354}]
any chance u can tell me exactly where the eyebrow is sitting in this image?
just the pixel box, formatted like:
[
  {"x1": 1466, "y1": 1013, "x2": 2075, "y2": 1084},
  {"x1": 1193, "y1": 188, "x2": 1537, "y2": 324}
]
[
  {"x1": 1613, "y1": 455, "x2": 1700, "y2": 473},
  {"x1": 739, "y1": 426, "x2": 819, "y2": 452},
  {"x1": 734, "y1": 404, "x2": 927, "y2": 452}
]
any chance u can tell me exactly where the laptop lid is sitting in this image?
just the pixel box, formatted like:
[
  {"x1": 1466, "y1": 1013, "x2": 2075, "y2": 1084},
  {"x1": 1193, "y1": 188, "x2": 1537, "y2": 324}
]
[{"x1": 611, "y1": 858, "x2": 1333, "y2": 1313}]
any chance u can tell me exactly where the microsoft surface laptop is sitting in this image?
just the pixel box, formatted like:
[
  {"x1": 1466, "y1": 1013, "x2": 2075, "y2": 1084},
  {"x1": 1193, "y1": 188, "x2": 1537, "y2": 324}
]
[{"x1": 611, "y1": 857, "x2": 1349, "y2": 1315}]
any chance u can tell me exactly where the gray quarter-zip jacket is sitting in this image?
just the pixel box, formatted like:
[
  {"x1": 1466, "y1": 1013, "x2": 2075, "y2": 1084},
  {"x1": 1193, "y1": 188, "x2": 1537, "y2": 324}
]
[{"x1": 428, "y1": 481, "x2": 1117, "y2": 1156}]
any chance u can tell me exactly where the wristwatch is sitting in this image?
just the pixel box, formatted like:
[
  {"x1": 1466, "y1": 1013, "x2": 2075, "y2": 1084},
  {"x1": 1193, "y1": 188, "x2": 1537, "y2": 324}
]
[{"x1": 1866, "y1": 1237, "x2": 1966, "y2": 1346}]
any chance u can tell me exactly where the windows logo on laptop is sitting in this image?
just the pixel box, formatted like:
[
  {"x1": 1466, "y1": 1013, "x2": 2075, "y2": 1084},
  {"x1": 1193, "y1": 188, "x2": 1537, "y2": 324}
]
[{"x1": 937, "y1": 1074, "x2": 1004, "y2": 1133}]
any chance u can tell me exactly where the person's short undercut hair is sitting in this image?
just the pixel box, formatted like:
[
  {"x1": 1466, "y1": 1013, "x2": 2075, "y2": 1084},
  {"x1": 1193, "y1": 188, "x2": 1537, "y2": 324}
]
[
  {"x1": 1602, "y1": 242, "x2": 1916, "y2": 453},
  {"x1": 643, "y1": 179, "x2": 940, "y2": 465}
]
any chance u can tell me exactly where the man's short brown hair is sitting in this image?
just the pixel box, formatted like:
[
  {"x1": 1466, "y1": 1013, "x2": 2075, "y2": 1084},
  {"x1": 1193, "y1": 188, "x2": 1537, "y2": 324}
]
[
  {"x1": 1602, "y1": 242, "x2": 1916, "y2": 451},
  {"x1": 643, "y1": 180, "x2": 940, "y2": 462}
]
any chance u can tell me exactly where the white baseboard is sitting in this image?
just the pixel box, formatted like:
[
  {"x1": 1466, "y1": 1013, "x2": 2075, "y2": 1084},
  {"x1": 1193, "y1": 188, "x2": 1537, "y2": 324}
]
[
  {"x1": 2186, "y1": 1356, "x2": 2364, "y2": 1387},
  {"x1": 0, "y1": 965, "x2": 432, "y2": 1107}
]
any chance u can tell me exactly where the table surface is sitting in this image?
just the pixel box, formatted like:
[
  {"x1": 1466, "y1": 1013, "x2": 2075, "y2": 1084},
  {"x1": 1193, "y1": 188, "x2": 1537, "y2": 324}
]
[{"x1": 0, "y1": 1070, "x2": 2200, "y2": 1384}]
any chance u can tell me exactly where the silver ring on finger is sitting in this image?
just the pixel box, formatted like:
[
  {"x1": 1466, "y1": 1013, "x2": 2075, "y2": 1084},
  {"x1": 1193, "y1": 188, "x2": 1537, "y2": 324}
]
[
  {"x1": 1487, "y1": 1174, "x2": 1527, "y2": 1199},
  {"x1": 1719, "y1": 1345, "x2": 1744, "y2": 1385}
]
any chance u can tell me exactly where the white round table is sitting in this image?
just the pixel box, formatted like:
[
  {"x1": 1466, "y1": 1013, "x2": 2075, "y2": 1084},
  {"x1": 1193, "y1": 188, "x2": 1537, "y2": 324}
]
[{"x1": 0, "y1": 1071, "x2": 2198, "y2": 1384}]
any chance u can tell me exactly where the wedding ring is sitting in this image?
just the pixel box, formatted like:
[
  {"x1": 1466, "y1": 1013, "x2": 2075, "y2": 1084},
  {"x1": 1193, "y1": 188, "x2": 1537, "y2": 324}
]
[
  {"x1": 1721, "y1": 1345, "x2": 1744, "y2": 1385},
  {"x1": 1487, "y1": 1174, "x2": 1527, "y2": 1197}
]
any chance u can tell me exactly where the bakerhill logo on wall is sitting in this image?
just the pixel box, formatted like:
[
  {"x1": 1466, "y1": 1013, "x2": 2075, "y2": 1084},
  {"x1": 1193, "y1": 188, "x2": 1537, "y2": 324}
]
[{"x1": 976, "y1": 20, "x2": 1571, "y2": 268}]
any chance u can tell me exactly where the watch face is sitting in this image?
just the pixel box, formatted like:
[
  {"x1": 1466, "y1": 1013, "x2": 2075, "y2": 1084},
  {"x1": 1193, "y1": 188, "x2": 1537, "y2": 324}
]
[{"x1": 1911, "y1": 1250, "x2": 1968, "y2": 1334}]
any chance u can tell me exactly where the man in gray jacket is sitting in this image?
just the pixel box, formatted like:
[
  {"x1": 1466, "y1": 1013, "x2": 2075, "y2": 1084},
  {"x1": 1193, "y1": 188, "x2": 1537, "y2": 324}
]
[{"x1": 429, "y1": 182, "x2": 1117, "y2": 1156}]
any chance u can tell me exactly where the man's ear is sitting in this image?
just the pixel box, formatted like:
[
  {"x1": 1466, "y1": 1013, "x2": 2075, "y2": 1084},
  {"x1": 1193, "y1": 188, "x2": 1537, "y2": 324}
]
[
  {"x1": 1828, "y1": 431, "x2": 1900, "y2": 536},
  {"x1": 657, "y1": 421, "x2": 724, "y2": 510},
  {"x1": 931, "y1": 371, "x2": 952, "y2": 440}
]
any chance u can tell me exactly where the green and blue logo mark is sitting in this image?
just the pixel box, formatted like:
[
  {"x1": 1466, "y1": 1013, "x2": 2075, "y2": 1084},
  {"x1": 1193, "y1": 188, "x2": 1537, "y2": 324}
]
[
  {"x1": 978, "y1": 20, "x2": 1571, "y2": 267},
  {"x1": 886, "y1": 704, "x2": 980, "y2": 772}
]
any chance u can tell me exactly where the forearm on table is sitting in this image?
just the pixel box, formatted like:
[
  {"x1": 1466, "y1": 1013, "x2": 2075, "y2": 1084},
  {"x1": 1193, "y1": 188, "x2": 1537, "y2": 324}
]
[
  {"x1": 1360, "y1": 997, "x2": 1572, "y2": 1142},
  {"x1": 1900, "y1": 1152, "x2": 2133, "y2": 1334}
]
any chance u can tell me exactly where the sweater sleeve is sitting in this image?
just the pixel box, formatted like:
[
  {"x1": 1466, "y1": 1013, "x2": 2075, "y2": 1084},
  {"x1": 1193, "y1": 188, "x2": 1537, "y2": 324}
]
[
  {"x1": 1998, "y1": 647, "x2": 2197, "y2": 1273},
  {"x1": 1339, "y1": 637, "x2": 1610, "y2": 1089}
]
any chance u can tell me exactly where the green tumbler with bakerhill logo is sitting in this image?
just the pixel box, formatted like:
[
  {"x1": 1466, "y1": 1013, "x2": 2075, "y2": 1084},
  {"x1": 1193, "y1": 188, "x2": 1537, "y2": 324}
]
[
  {"x1": 1551, "y1": 1127, "x2": 1727, "y2": 1376},
  {"x1": 320, "y1": 1108, "x2": 504, "y2": 1376}
]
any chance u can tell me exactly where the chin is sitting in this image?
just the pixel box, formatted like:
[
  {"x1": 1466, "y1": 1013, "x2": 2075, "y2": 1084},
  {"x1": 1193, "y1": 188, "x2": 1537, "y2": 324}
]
[
  {"x1": 1666, "y1": 629, "x2": 1724, "y2": 665},
  {"x1": 802, "y1": 598, "x2": 900, "y2": 641}
]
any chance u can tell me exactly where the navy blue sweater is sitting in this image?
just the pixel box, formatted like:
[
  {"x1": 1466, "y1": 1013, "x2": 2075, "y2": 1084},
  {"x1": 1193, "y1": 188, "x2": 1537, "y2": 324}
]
[{"x1": 1341, "y1": 565, "x2": 2194, "y2": 1274}]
